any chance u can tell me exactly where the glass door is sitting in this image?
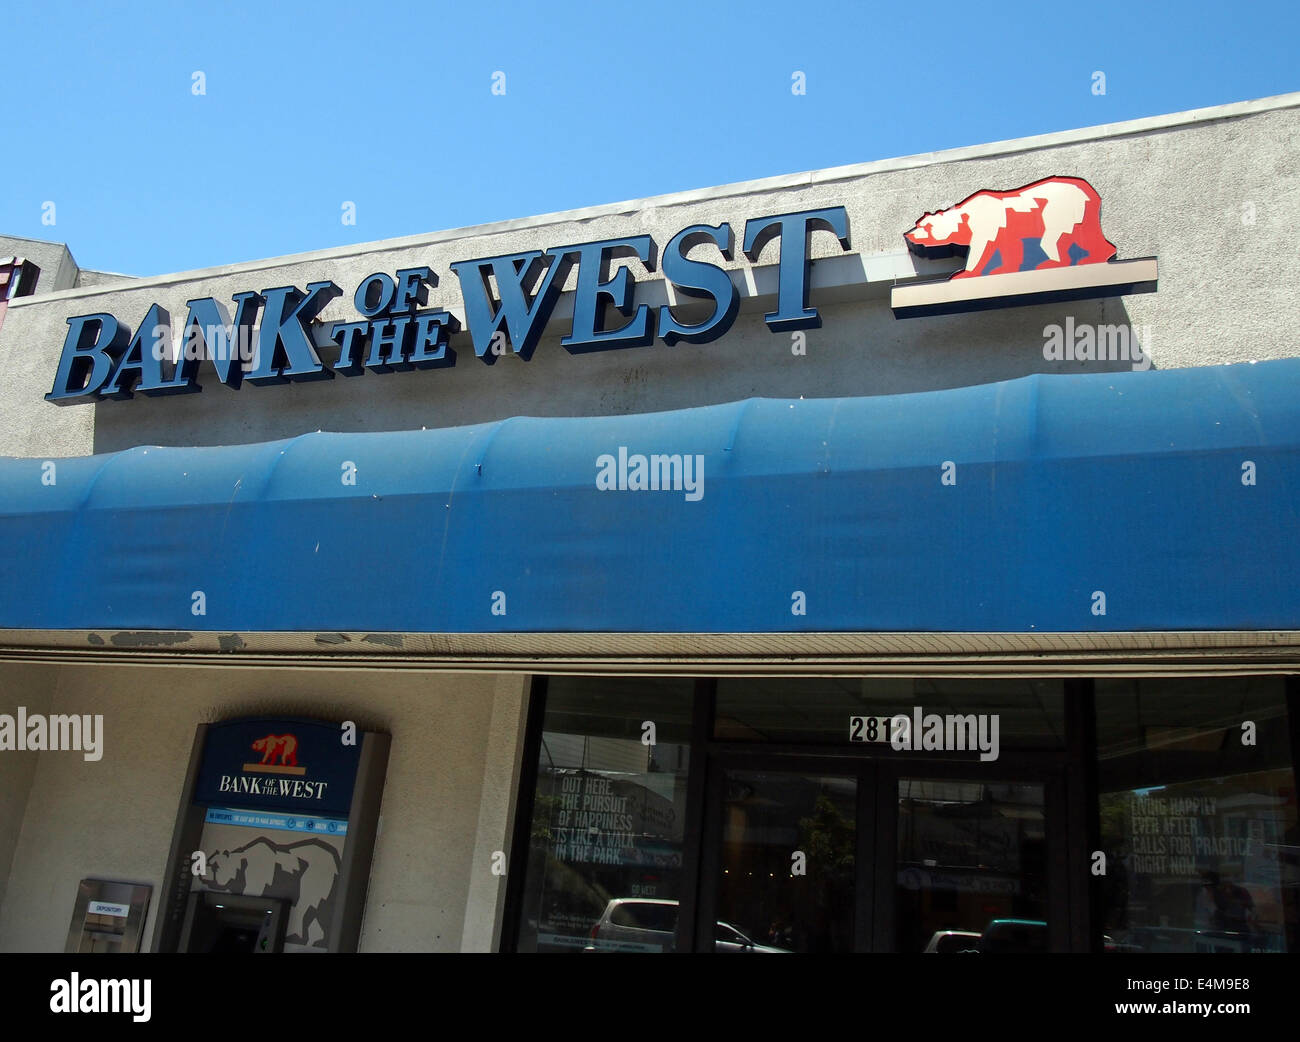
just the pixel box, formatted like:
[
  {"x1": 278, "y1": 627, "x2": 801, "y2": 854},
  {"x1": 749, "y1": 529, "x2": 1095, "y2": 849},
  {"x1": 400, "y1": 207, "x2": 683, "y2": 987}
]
[
  {"x1": 699, "y1": 756, "x2": 1067, "y2": 952},
  {"x1": 713, "y1": 768, "x2": 858, "y2": 952},
  {"x1": 893, "y1": 777, "x2": 1049, "y2": 953}
]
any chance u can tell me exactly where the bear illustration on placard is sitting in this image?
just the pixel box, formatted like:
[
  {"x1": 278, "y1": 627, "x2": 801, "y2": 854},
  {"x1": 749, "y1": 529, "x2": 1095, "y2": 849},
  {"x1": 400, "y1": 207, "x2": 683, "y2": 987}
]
[
  {"x1": 251, "y1": 733, "x2": 298, "y2": 766},
  {"x1": 904, "y1": 176, "x2": 1117, "y2": 279},
  {"x1": 205, "y1": 836, "x2": 341, "y2": 948}
]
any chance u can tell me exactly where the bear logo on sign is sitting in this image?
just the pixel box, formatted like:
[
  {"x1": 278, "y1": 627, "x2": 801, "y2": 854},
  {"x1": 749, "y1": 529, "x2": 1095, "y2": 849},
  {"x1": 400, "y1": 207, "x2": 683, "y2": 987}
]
[
  {"x1": 904, "y1": 176, "x2": 1117, "y2": 279},
  {"x1": 251, "y1": 733, "x2": 298, "y2": 766},
  {"x1": 205, "y1": 836, "x2": 341, "y2": 948}
]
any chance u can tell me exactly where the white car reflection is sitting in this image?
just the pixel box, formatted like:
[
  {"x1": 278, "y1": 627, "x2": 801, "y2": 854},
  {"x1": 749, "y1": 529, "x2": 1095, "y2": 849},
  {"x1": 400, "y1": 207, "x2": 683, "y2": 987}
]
[{"x1": 583, "y1": 898, "x2": 791, "y2": 953}]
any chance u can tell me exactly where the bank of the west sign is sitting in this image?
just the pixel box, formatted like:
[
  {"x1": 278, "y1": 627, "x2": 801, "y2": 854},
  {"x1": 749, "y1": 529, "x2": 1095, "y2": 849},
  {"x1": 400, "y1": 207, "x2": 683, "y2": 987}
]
[
  {"x1": 45, "y1": 181, "x2": 1157, "y2": 403},
  {"x1": 46, "y1": 208, "x2": 851, "y2": 404},
  {"x1": 194, "y1": 718, "x2": 360, "y2": 817}
]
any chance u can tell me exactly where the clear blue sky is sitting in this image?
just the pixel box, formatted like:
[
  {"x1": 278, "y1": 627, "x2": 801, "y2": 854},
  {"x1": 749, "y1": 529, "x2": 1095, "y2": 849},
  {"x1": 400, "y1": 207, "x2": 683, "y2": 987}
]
[{"x1": 3, "y1": 0, "x2": 1297, "y2": 276}]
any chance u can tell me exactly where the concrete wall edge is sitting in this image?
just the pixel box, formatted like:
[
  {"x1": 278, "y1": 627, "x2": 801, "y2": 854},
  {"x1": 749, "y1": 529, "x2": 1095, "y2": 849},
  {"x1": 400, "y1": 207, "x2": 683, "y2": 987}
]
[{"x1": 10, "y1": 90, "x2": 1299, "y2": 308}]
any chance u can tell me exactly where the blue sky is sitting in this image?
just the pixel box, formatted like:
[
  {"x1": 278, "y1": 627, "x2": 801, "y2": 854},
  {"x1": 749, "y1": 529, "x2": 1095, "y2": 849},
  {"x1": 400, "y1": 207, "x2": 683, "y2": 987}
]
[{"x1": 3, "y1": 0, "x2": 1297, "y2": 276}]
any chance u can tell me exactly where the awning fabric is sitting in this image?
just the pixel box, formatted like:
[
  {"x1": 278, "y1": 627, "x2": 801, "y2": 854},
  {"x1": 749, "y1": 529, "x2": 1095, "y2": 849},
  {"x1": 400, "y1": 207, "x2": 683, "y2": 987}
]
[{"x1": 2, "y1": 359, "x2": 1299, "y2": 634}]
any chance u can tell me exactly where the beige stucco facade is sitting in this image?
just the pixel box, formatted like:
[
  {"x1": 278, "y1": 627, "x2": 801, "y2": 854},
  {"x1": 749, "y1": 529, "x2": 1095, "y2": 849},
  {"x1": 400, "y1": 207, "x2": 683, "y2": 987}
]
[
  {"x1": 0, "y1": 93, "x2": 1297, "y2": 462},
  {"x1": 0, "y1": 662, "x2": 527, "y2": 952}
]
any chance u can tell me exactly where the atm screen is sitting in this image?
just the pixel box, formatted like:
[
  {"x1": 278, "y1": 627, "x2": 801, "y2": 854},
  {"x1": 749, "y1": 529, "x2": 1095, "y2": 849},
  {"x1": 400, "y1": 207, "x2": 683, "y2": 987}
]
[
  {"x1": 180, "y1": 892, "x2": 287, "y2": 953},
  {"x1": 210, "y1": 925, "x2": 262, "y2": 953}
]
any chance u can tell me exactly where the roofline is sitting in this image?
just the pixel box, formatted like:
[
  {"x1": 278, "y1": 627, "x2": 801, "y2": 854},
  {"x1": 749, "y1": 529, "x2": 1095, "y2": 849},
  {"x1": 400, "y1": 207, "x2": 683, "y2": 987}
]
[
  {"x1": 78, "y1": 268, "x2": 135, "y2": 279},
  {"x1": 13, "y1": 89, "x2": 1300, "y2": 307},
  {"x1": 0, "y1": 231, "x2": 71, "y2": 251}
]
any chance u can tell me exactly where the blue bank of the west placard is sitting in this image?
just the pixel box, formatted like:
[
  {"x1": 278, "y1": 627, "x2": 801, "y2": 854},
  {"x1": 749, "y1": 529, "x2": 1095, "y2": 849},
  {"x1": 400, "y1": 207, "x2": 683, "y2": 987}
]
[{"x1": 194, "y1": 718, "x2": 360, "y2": 817}]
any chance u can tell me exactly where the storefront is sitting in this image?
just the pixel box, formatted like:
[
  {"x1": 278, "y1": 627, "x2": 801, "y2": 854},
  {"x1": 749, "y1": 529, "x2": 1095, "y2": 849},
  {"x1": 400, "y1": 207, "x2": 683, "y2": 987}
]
[
  {"x1": 508, "y1": 675, "x2": 1299, "y2": 952},
  {"x1": 1, "y1": 91, "x2": 1299, "y2": 953}
]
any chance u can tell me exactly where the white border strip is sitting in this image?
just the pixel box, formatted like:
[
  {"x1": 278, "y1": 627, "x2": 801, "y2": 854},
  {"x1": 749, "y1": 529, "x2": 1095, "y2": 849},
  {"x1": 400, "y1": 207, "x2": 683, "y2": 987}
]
[{"x1": 1, "y1": 629, "x2": 1298, "y2": 677}]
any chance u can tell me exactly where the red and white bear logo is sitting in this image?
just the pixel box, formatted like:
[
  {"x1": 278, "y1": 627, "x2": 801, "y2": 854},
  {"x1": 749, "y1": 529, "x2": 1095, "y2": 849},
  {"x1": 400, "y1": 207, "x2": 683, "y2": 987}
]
[
  {"x1": 251, "y1": 733, "x2": 298, "y2": 766},
  {"x1": 904, "y1": 176, "x2": 1117, "y2": 279}
]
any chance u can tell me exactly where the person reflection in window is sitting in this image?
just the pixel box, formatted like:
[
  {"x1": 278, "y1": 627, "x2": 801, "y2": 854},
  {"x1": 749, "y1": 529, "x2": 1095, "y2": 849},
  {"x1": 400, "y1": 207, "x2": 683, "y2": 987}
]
[{"x1": 1197, "y1": 871, "x2": 1257, "y2": 938}]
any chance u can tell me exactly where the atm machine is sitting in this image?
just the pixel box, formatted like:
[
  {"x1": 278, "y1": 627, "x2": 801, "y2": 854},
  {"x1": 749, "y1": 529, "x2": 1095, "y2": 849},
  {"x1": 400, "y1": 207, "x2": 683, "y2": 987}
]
[
  {"x1": 178, "y1": 892, "x2": 288, "y2": 953},
  {"x1": 152, "y1": 716, "x2": 390, "y2": 953}
]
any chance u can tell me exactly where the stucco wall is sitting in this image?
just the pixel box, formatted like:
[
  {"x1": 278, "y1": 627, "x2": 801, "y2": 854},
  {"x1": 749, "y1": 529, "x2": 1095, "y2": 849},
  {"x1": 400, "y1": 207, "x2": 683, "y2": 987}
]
[
  {"x1": 0, "y1": 95, "x2": 1296, "y2": 459},
  {"x1": 74, "y1": 269, "x2": 136, "y2": 290},
  {"x1": 0, "y1": 662, "x2": 529, "y2": 952},
  {"x1": 0, "y1": 664, "x2": 53, "y2": 922},
  {"x1": 0, "y1": 235, "x2": 77, "y2": 294}
]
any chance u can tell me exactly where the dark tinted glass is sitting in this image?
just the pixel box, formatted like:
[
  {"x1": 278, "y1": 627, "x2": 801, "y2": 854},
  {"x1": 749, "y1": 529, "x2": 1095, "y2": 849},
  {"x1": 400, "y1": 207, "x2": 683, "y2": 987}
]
[
  {"x1": 1095, "y1": 677, "x2": 1298, "y2": 953},
  {"x1": 715, "y1": 770, "x2": 857, "y2": 953},
  {"x1": 514, "y1": 677, "x2": 694, "y2": 953},
  {"x1": 896, "y1": 780, "x2": 1048, "y2": 952}
]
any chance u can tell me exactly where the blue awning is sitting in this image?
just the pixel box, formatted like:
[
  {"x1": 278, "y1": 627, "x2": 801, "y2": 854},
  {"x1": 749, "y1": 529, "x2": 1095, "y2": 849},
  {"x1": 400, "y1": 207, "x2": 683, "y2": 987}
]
[{"x1": 3, "y1": 359, "x2": 1299, "y2": 634}]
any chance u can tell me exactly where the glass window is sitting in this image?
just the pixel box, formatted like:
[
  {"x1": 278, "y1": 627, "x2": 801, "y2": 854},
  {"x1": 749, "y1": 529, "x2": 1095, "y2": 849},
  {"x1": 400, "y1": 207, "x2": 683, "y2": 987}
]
[
  {"x1": 716, "y1": 770, "x2": 856, "y2": 952},
  {"x1": 714, "y1": 677, "x2": 1065, "y2": 749},
  {"x1": 896, "y1": 779, "x2": 1048, "y2": 952},
  {"x1": 514, "y1": 677, "x2": 694, "y2": 953},
  {"x1": 1096, "y1": 677, "x2": 1298, "y2": 953}
]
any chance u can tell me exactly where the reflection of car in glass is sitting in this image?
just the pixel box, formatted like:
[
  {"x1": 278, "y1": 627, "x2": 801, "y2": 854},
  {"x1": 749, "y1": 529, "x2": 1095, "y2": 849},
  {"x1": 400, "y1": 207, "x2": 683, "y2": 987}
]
[
  {"x1": 714, "y1": 921, "x2": 790, "y2": 953},
  {"x1": 977, "y1": 918, "x2": 1049, "y2": 954},
  {"x1": 923, "y1": 930, "x2": 981, "y2": 953},
  {"x1": 927, "y1": 925, "x2": 1137, "y2": 952},
  {"x1": 583, "y1": 898, "x2": 790, "y2": 953}
]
